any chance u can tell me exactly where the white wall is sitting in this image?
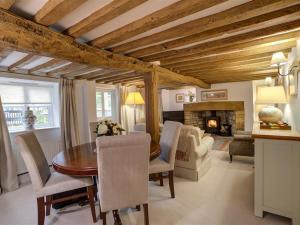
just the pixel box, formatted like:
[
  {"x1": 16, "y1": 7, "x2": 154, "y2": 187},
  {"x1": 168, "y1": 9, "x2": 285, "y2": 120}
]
[{"x1": 161, "y1": 87, "x2": 196, "y2": 111}]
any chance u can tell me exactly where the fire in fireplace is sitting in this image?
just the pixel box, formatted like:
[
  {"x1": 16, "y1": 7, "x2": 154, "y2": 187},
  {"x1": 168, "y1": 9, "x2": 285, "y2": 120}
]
[{"x1": 205, "y1": 116, "x2": 220, "y2": 134}]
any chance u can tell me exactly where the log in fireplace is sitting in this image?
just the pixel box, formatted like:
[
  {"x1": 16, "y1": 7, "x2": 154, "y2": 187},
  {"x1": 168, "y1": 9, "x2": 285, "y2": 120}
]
[{"x1": 205, "y1": 116, "x2": 220, "y2": 134}]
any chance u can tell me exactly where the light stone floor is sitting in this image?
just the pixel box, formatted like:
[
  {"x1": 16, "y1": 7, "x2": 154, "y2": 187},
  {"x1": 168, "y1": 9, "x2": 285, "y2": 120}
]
[{"x1": 0, "y1": 151, "x2": 291, "y2": 225}]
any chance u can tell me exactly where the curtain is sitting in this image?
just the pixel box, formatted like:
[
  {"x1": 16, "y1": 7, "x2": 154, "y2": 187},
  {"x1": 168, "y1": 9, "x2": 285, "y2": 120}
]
[
  {"x1": 59, "y1": 79, "x2": 79, "y2": 150},
  {"x1": 0, "y1": 97, "x2": 18, "y2": 193},
  {"x1": 118, "y1": 85, "x2": 129, "y2": 132}
]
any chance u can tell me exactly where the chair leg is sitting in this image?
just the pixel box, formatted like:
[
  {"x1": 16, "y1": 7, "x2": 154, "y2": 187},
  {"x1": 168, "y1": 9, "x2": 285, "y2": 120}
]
[
  {"x1": 136, "y1": 205, "x2": 141, "y2": 211},
  {"x1": 45, "y1": 195, "x2": 52, "y2": 216},
  {"x1": 159, "y1": 172, "x2": 164, "y2": 186},
  {"x1": 143, "y1": 204, "x2": 149, "y2": 225},
  {"x1": 101, "y1": 211, "x2": 107, "y2": 225},
  {"x1": 168, "y1": 170, "x2": 175, "y2": 198},
  {"x1": 87, "y1": 186, "x2": 97, "y2": 223},
  {"x1": 37, "y1": 197, "x2": 45, "y2": 225},
  {"x1": 230, "y1": 155, "x2": 233, "y2": 162}
]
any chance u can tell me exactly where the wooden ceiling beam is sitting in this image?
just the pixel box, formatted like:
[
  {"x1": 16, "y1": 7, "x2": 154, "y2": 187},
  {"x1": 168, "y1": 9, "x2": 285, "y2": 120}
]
[
  {"x1": 34, "y1": 0, "x2": 87, "y2": 26},
  {"x1": 163, "y1": 50, "x2": 291, "y2": 69},
  {"x1": 0, "y1": 0, "x2": 15, "y2": 10},
  {"x1": 124, "y1": 4, "x2": 300, "y2": 56},
  {"x1": 106, "y1": 75, "x2": 144, "y2": 84},
  {"x1": 96, "y1": 71, "x2": 140, "y2": 83},
  {"x1": 161, "y1": 40, "x2": 296, "y2": 65},
  {"x1": 0, "y1": 9, "x2": 209, "y2": 88},
  {"x1": 62, "y1": 67, "x2": 103, "y2": 78},
  {"x1": 141, "y1": 19, "x2": 300, "y2": 61},
  {"x1": 179, "y1": 61, "x2": 271, "y2": 74},
  {"x1": 8, "y1": 54, "x2": 35, "y2": 70},
  {"x1": 48, "y1": 64, "x2": 88, "y2": 77},
  {"x1": 28, "y1": 58, "x2": 61, "y2": 73},
  {"x1": 89, "y1": 70, "x2": 135, "y2": 81},
  {"x1": 175, "y1": 57, "x2": 272, "y2": 71},
  {"x1": 192, "y1": 69, "x2": 278, "y2": 78},
  {"x1": 110, "y1": 0, "x2": 300, "y2": 53},
  {"x1": 65, "y1": 0, "x2": 147, "y2": 37},
  {"x1": 90, "y1": 0, "x2": 227, "y2": 48}
]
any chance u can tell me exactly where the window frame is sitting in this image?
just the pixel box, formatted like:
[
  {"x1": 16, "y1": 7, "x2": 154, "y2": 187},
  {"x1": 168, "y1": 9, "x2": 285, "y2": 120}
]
[
  {"x1": 0, "y1": 79, "x2": 59, "y2": 132},
  {"x1": 96, "y1": 88, "x2": 116, "y2": 120}
]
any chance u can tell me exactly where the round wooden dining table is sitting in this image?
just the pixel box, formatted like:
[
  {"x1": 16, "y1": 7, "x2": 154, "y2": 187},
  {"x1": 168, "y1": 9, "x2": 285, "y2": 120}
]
[{"x1": 52, "y1": 141, "x2": 160, "y2": 176}]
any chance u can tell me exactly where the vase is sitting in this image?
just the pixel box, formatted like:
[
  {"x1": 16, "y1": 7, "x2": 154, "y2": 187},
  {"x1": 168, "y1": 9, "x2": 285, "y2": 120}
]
[
  {"x1": 258, "y1": 106, "x2": 283, "y2": 123},
  {"x1": 24, "y1": 107, "x2": 37, "y2": 130}
]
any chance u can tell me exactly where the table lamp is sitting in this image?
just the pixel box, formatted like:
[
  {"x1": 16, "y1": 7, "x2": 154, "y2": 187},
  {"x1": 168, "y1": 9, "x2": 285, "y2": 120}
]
[
  {"x1": 256, "y1": 86, "x2": 288, "y2": 123},
  {"x1": 125, "y1": 92, "x2": 145, "y2": 125}
]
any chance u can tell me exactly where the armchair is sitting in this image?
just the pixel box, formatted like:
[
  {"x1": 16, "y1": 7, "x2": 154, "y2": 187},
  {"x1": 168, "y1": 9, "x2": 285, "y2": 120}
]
[{"x1": 175, "y1": 125, "x2": 214, "y2": 181}]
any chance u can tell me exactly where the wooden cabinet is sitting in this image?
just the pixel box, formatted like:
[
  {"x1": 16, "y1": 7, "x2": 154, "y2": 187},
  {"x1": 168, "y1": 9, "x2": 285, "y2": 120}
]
[{"x1": 254, "y1": 137, "x2": 300, "y2": 225}]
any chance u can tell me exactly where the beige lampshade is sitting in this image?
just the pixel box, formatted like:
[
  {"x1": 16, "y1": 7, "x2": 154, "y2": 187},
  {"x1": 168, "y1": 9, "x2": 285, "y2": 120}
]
[
  {"x1": 125, "y1": 92, "x2": 145, "y2": 105},
  {"x1": 256, "y1": 86, "x2": 287, "y2": 104},
  {"x1": 270, "y1": 52, "x2": 287, "y2": 67}
]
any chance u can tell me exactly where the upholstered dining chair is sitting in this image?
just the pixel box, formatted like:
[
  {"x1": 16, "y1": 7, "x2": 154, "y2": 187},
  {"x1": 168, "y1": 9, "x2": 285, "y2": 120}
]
[
  {"x1": 15, "y1": 132, "x2": 96, "y2": 225},
  {"x1": 96, "y1": 134, "x2": 151, "y2": 225},
  {"x1": 149, "y1": 121, "x2": 182, "y2": 198}
]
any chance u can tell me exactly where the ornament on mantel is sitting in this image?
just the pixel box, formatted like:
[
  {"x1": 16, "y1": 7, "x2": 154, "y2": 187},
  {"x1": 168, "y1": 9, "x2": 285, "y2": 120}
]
[{"x1": 23, "y1": 107, "x2": 37, "y2": 130}]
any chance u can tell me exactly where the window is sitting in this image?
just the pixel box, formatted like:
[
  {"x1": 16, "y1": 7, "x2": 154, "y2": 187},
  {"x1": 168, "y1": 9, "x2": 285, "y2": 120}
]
[
  {"x1": 0, "y1": 79, "x2": 59, "y2": 131},
  {"x1": 96, "y1": 89, "x2": 116, "y2": 119}
]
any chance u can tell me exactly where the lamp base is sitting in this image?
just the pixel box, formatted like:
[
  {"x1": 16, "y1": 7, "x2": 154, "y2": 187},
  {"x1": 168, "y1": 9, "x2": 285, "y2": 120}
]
[{"x1": 258, "y1": 105, "x2": 283, "y2": 123}]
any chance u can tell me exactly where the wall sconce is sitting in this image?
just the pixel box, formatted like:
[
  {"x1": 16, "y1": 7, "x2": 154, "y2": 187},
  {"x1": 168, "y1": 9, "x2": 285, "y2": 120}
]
[{"x1": 271, "y1": 52, "x2": 298, "y2": 76}]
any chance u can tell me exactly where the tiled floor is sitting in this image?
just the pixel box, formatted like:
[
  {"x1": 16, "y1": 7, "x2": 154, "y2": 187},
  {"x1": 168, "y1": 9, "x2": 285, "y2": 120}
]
[{"x1": 0, "y1": 151, "x2": 291, "y2": 225}]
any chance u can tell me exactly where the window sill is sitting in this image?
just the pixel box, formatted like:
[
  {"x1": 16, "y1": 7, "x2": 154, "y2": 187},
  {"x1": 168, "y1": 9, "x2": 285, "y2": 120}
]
[{"x1": 9, "y1": 126, "x2": 60, "y2": 134}]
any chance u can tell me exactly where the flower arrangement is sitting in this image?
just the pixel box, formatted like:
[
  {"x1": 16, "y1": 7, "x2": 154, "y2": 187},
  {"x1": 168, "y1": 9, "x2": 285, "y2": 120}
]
[
  {"x1": 95, "y1": 119, "x2": 125, "y2": 137},
  {"x1": 23, "y1": 107, "x2": 37, "y2": 130}
]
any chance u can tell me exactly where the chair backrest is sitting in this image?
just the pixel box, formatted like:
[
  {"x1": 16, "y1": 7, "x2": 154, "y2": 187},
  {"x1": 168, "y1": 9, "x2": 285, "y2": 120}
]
[
  {"x1": 89, "y1": 122, "x2": 98, "y2": 142},
  {"x1": 159, "y1": 121, "x2": 182, "y2": 168},
  {"x1": 96, "y1": 134, "x2": 151, "y2": 212},
  {"x1": 15, "y1": 132, "x2": 51, "y2": 193}
]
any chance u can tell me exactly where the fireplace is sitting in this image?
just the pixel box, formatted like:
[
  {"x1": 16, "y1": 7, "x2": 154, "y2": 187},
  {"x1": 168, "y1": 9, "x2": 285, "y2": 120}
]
[{"x1": 205, "y1": 116, "x2": 220, "y2": 134}]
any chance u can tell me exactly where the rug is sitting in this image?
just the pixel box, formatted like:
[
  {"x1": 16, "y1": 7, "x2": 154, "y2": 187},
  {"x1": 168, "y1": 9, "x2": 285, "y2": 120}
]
[{"x1": 211, "y1": 135, "x2": 233, "y2": 151}]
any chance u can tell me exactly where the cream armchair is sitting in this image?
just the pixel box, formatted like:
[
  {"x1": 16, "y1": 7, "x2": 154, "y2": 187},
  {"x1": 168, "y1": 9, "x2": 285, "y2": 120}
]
[{"x1": 175, "y1": 125, "x2": 214, "y2": 181}]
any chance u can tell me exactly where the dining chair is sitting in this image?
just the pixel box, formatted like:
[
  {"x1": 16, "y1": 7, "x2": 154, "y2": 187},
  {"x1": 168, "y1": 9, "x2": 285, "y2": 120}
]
[
  {"x1": 89, "y1": 121, "x2": 98, "y2": 142},
  {"x1": 96, "y1": 134, "x2": 151, "y2": 225},
  {"x1": 149, "y1": 121, "x2": 182, "y2": 198},
  {"x1": 15, "y1": 132, "x2": 97, "y2": 225}
]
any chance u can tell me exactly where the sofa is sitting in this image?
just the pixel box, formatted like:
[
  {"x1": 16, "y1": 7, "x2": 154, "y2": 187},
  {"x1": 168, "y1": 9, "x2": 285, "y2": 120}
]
[
  {"x1": 229, "y1": 131, "x2": 254, "y2": 162},
  {"x1": 174, "y1": 125, "x2": 214, "y2": 181}
]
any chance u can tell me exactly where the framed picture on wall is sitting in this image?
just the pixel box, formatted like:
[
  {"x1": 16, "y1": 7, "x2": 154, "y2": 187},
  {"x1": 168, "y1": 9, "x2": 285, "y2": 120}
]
[
  {"x1": 201, "y1": 89, "x2": 228, "y2": 101},
  {"x1": 176, "y1": 93, "x2": 185, "y2": 103}
]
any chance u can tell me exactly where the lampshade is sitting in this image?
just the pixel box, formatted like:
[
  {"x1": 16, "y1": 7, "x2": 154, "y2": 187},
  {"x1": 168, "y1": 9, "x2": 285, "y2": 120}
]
[
  {"x1": 256, "y1": 86, "x2": 287, "y2": 104},
  {"x1": 270, "y1": 52, "x2": 287, "y2": 67},
  {"x1": 125, "y1": 92, "x2": 145, "y2": 105}
]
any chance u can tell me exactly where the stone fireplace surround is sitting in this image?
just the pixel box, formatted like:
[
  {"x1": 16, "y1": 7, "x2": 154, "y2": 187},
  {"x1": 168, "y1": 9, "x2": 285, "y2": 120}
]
[{"x1": 184, "y1": 101, "x2": 245, "y2": 135}]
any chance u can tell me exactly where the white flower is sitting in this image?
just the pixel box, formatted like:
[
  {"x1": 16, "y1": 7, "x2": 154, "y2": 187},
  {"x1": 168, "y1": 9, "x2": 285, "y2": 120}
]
[{"x1": 98, "y1": 124, "x2": 108, "y2": 135}]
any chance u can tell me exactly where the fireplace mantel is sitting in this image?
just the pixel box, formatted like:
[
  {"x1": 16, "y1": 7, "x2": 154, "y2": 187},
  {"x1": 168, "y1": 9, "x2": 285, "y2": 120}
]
[{"x1": 184, "y1": 101, "x2": 244, "y2": 112}]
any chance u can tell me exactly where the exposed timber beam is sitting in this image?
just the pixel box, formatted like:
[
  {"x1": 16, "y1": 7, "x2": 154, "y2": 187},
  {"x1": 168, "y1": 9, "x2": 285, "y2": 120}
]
[
  {"x1": 7, "y1": 54, "x2": 35, "y2": 70},
  {"x1": 161, "y1": 41, "x2": 296, "y2": 65},
  {"x1": 141, "y1": 19, "x2": 300, "y2": 61},
  {"x1": 91, "y1": 70, "x2": 135, "y2": 81},
  {"x1": 65, "y1": 0, "x2": 147, "y2": 37},
  {"x1": 0, "y1": 9, "x2": 209, "y2": 88},
  {"x1": 124, "y1": 4, "x2": 300, "y2": 56},
  {"x1": 90, "y1": 0, "x2": 227, "y2": 48},
  {"x1": 34, "y1": 0, "x2": 87, "y2": 26},
  {"x1": 0, "y1": 0, "x2": 15, "y2": 10},
  {"x1": 62, "y1": 67, "x2": 103, "y2": 78},
  {"x1": 163, "y1": 50, "x2": 291, "y2": 69},
  {"x1": 110, "y1": 0, "x2": 300, "y2": 53}
]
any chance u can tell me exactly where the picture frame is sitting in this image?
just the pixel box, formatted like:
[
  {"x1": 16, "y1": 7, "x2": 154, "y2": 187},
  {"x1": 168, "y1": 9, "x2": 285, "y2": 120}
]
[
  {"x1": 201, "y1": 89, "x2": 228, "y2": 101},
  {"x1": 176, "y1": 93, "x2": 185, "y2": 103}
]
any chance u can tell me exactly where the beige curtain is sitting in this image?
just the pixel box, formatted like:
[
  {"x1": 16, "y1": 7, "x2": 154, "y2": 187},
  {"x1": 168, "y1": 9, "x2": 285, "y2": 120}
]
[
  {"x1": 118, "y1": 85, "x2": 129, "y2": 132},
  {"x1": 59, "y1": 79, "x2": 79, "y2": 150},
  {"x1": 0, "y1": 97, "x2": 18, "y2": 193}
]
